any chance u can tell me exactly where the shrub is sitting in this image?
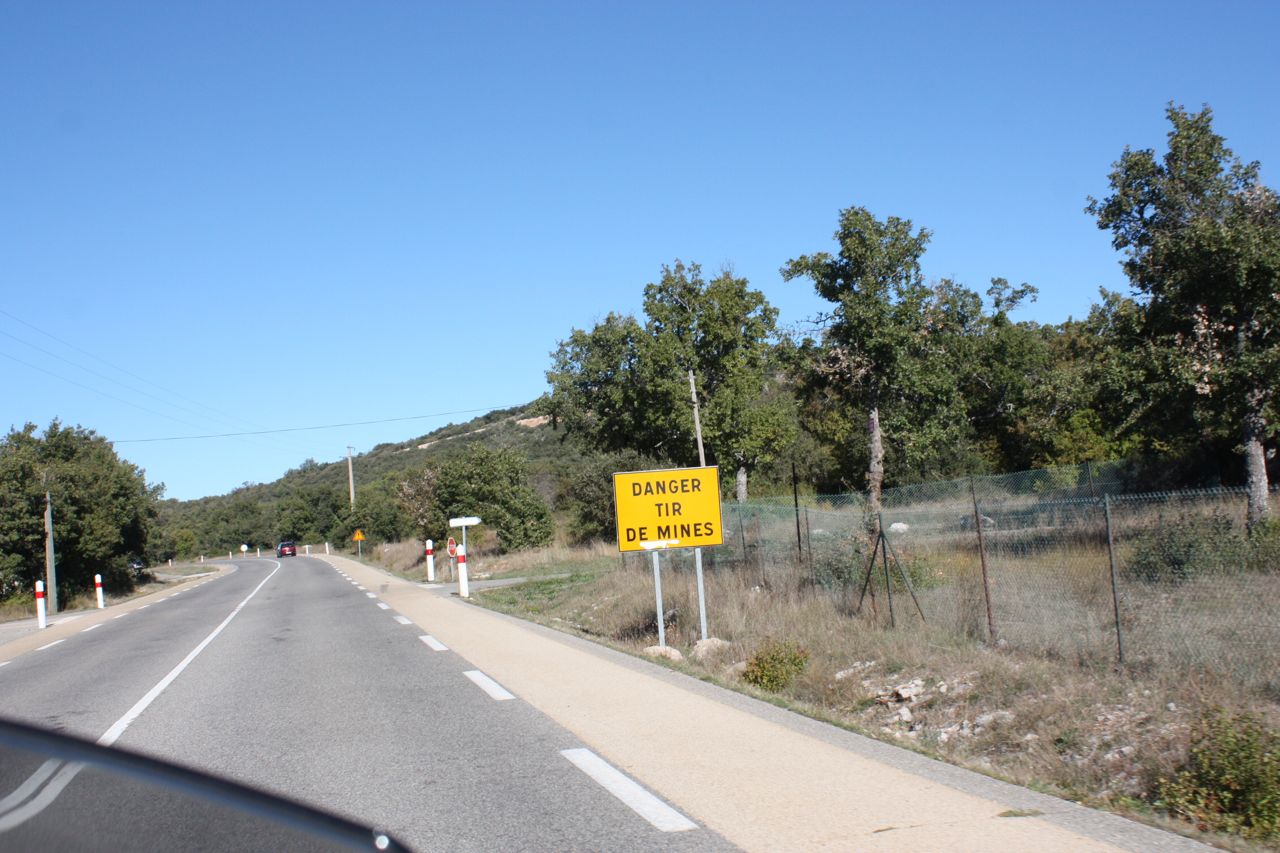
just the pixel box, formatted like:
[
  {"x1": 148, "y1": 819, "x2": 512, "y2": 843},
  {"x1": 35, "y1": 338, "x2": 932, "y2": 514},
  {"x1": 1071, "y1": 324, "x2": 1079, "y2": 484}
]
[
  {"x1": 1124, "y1": 512, "x2": 1235, "y2": 584},
  {"x1": 1156, "y1": 709, "x2": 1280, "y2": 840},
  {"x1": 742, "y1": 639, "x2": 809, "y2": 692}
]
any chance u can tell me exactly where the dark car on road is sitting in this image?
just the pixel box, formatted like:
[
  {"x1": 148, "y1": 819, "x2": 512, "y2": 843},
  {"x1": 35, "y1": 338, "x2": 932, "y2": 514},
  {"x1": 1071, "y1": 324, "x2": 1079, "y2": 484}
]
[{"x1": 276, "y1": 541, "x2": 296, "y2": 558}]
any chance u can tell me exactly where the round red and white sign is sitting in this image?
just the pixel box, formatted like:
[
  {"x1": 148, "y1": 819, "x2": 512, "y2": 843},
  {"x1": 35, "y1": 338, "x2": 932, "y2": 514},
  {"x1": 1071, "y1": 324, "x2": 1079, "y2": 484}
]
[{"x1": 446, "y1": 537, "x2": 458, "y2": 557}]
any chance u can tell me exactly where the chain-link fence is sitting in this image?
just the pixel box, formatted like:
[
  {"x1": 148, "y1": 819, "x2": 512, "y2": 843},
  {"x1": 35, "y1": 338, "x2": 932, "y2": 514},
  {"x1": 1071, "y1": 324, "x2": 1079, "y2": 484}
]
[{"x1": 692, "y1": 462, "x2": 1280, "y2": 693}]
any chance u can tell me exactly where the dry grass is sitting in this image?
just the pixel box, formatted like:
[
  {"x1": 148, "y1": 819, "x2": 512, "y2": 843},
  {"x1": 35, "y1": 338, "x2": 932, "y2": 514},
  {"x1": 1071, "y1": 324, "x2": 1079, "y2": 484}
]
[{"x1": 472, "y1": 541, "x2": 1280, "y2": 849}]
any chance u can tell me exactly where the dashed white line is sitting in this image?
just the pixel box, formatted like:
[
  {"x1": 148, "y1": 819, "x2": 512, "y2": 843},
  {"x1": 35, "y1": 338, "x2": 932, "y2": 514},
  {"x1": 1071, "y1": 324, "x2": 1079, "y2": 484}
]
[
  {"x1": 376, "y1": 602, "x2": 390, "y2": 610},
  {"x1": 560, "y1": 748, "x2": 697, "y2": 832},
  {"x1": 463, "y1": 670, "x2": 515, "y2": 701},
  {"x1": 0, "y1": 661, "x2": 10, "y2": 668},
  {"x1": 81, "y1": 624, "x2": 102, "y2": 633},
  {"x1": 138, "y1": 604, "x2": 151, "y2": 610},
  {"x1": 356, "y1": 585, "x2": 366, "y2": 591},
  {"x1": 35, "y1": 640, "x2": 65, "y2": 651},
  {"x1": 365, "y1": 592, "x2": 377, "y2": 599},
  {"x1": 392, "y1": 615, "x2": 412, "y2": 625},
  {"x1": 419, "y1": 635, "x2": 447, "y2": 651}
]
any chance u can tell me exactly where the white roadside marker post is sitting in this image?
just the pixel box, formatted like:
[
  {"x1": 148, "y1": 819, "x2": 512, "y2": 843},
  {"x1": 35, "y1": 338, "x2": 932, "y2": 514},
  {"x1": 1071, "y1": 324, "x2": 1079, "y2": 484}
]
[
  {"x1": 257, "y1": 547, "x2": 261, "y2": 558},
  {"x1": 95, "y1": 574, "x2": 105, "y2": 609},
  {"x1": 325, "y1": 542, "x2": 330, "y2": 555},
  {"x1": 457, "y1": 545, "x2": 470, "y2": 598},
  {"x1": 425, "y1": 539, "x2": 435, "y2": 582},
  {"x1": 35, "y1": 581, "x2": 48, "y2": 629}
]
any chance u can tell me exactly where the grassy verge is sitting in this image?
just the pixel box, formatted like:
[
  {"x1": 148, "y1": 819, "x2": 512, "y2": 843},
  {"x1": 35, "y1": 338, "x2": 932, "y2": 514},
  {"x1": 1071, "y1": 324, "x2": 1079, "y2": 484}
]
[{"x1": 466, "y1": 542, "x2": 1280, "y2": 851}]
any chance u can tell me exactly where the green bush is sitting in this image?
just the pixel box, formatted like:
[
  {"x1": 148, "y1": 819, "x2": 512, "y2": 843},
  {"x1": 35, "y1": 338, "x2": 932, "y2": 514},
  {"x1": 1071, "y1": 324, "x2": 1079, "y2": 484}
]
[
  {"x1": 1157, "y1": 709, "x2": 1280, "y2": 840},
  {"x1": 1124, "y1": 512, "x2": 1236, "y2": 584},
  {"x1": 742, "y1": 640, "x2": 809, "y2": 692}
]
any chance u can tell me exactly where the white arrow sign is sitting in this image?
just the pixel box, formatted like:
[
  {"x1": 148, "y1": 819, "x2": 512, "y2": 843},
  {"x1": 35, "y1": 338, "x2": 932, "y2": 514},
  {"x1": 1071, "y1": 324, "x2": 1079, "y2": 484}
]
[{"x1": 449, "y1": 516, "x2": 482, "y2": 528}]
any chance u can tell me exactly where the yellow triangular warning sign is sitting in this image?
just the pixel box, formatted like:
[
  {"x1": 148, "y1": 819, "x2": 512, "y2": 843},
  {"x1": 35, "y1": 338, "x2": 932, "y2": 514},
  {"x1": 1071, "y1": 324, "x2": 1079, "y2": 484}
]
[{"x1": 352, "y1": 529, "x2": 366, "y2": 542}]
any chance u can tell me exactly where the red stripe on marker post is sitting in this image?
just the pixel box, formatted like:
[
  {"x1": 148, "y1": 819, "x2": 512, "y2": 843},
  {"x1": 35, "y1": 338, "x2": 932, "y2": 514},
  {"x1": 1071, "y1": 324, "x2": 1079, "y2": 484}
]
[
  {"x1": 95, "y1": 573, "x2": 105, "y2": 609},
  {"x1": 35, "y1": 580, "x2": 47, "y2": 630},
  {"x1": 425, "y1": 539, "x2": 436, "y2": 583}
]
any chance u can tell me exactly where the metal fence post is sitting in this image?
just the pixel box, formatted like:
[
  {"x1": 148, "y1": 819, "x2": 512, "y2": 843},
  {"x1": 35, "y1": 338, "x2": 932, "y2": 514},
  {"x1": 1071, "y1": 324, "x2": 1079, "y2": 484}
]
[
  {"x1": 970, "y1": 478, "x2": 997, "y2": 644},
  {"x1": 1102, "y1": 494, "x2": 1126, "y2": 664}
]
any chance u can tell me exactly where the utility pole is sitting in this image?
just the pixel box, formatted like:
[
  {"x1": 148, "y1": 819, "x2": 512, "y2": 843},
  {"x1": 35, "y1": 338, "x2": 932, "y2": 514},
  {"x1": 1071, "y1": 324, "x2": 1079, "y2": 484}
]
[
  {"x1": 346, "y1": 446, "x2": 356, "y2": 509},
  {"x1": 44, "y1": 491, "x2": 58, "y2": 613},
  {"x1": 688, "y1": 370, "x2": 709, "y2": 641}
]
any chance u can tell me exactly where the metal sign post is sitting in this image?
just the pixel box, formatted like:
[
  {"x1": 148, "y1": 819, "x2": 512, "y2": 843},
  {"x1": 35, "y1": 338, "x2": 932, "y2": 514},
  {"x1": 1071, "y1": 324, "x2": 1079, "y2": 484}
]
[{"x1": 449, "y1": 517, "x2": 481, "y2": 580}]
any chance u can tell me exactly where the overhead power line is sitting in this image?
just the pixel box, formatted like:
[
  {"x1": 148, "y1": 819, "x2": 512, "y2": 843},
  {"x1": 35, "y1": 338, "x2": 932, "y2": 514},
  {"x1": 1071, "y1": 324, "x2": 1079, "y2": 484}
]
[{"x1": 113, "y1": 406, "x2": 525, "y2": 443}]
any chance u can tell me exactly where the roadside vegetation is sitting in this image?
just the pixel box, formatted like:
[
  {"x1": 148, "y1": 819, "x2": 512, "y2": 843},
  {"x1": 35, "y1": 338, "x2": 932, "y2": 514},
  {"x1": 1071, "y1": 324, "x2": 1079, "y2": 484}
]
[{"x1": 465, "y1": 543, "x2": 1280, "y2": 850}]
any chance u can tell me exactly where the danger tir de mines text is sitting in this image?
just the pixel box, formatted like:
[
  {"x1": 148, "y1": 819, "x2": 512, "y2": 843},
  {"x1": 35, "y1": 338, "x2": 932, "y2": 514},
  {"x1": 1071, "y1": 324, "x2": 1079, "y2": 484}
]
[{"x1": 623, "y1": 478, "x2": 715, "y2": 543}]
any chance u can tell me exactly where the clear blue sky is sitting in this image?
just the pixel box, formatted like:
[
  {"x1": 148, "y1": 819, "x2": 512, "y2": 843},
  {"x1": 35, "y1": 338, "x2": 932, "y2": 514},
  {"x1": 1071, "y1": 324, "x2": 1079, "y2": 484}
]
[{"x1": 3, "y1": 1, "x2": 1277, "y2": 500}]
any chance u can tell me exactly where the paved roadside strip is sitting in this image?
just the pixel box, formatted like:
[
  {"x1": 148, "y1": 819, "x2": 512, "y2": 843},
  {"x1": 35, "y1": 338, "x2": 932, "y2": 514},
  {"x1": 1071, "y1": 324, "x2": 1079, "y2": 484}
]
[
  {"x1": 323, "y1": 555, "x2": 1210, "y2": 853},
  {"x1": 0, "y1": 567, "x2": 232, "y2": 665}
]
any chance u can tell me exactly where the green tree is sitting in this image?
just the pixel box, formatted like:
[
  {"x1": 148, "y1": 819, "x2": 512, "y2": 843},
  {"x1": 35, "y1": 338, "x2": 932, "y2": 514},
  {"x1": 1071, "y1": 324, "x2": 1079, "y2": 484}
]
[
  {"x1": 398, "y1": 447, "x2": 553, "y2": 553},
  {"x1": 0, "y1": 421, "x2": 158, "y2": 598},
  {"x1": 782, "y1": 207, "x2": 995, "y2": 510},
  {"x1": 546, "y1": 261, "x2": 795, "y2": 500},
  {"x1": 1088, "y1": 104, "x2": 1280, "y2": 527}
]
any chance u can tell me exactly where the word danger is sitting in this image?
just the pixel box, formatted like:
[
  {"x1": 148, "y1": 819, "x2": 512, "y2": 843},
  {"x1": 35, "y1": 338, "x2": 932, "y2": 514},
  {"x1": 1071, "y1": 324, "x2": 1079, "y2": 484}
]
[{"x1": 623, "y1": 522, "x2": 717, "y2": 543}]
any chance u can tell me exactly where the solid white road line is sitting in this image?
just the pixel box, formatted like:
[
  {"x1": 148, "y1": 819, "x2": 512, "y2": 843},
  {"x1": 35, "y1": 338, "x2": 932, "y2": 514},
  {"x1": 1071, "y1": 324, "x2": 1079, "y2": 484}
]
[
  {"x1": 81, "y1": 624, "x2": 102, "y2": 633},
  {"x1": 560, "y1": 748, "x2": 697, "y2": 832},
  {"x1": 419, "y1": 635, "x2": 447, "y2": 651},
  {"x1": 376, "y1": 603, "x2": 390, "y2": 610},
  {"x1": 393, "y1": 615, "x2": 411, "y2": 625},
  {"x1": 463, "y1": 670, "x2": 515, "y2": 701},
  {"x1": 35, "y1": 640, "x2": 65, "y2": 651}
]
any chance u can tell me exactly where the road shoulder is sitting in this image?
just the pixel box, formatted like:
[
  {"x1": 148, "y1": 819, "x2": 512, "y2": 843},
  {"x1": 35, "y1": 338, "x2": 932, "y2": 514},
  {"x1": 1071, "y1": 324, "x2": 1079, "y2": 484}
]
[{"x1": 324, "y1": 555, "x2": 1210, "y2": 852}]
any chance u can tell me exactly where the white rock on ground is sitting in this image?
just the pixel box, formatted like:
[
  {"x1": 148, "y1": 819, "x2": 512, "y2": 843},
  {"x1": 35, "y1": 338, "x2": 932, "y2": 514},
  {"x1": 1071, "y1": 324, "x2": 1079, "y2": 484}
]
[
  {"x1": 692, "y1": 637, "x2": 731, "y2": 662},
  {"x1": 643, "y1": 645, "x2": 684, "y2": 662}
]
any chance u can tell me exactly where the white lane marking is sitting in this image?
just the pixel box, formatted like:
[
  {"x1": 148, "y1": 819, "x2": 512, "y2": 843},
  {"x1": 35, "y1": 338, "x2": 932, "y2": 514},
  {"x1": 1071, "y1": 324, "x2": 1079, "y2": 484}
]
[
  {"x1": 138, "y1": 604, "x2": 151, "y2": 610},
  {"x1": 419, "y1": 635, "x2": 447, "y2": 651},
  {"x1": 81, "y1": 624, "x2": 102, "y2": 633},
  {"x1": 0, "y1": 759, "x2": 59, "y2": 813},
  {"x1": 356, "y1": 585, "x2": 366, "y2": 591},
  {"x1": 365, "y1": 592, "x2": 377, "y2": 599},
  {"x1": 0, "y1": 661, "x2": 10, "y2": 668},
  {"x1": 0, "y1": 762, "x2": 82, "y2": 830},
  {"x1": 35, "y1": 640, "x2": 65, "y2": 651},
  {"x1": 376, "y1": 603, "x2": 390, "y2": 610},
  {"x1": 113, "y1": 613, "x2": 128, "y2": 619},
  {"x1": 393, "y1": 615, "x2": 411, "y2": 625},
  {"x1": 560, "y1": 748, "x2": 697, "y2": 832},
  {"x1": 463, "y1": 670, "x2": 515, "y2": 701},
  {"x1": 98, "y1": 562, "x2": 282, "y2": 747}
]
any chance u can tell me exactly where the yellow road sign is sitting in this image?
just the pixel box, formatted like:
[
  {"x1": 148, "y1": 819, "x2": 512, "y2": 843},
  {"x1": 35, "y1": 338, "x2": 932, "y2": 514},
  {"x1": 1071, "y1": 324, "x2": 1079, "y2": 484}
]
[
  {"x1": 352, "y1": 529, "x2": 366, "y2": 542},
  {"x1": 612, "y1": 466, "x2": 722, "y2": 553}
]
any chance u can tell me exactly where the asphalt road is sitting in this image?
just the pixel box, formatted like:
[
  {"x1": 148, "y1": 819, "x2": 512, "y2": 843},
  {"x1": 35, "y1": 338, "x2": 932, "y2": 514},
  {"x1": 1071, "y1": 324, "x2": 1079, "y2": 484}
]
[{"x1": 0, "y1": 557, "x2": 736, "y2": 852}]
